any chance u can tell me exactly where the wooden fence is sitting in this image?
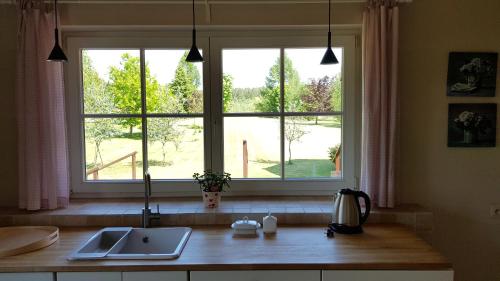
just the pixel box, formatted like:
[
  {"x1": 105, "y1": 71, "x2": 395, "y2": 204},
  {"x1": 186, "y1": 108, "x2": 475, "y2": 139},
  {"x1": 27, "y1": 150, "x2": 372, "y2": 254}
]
[{"x1": 86, "y1": 151, "x2": 138, "y2": 180}]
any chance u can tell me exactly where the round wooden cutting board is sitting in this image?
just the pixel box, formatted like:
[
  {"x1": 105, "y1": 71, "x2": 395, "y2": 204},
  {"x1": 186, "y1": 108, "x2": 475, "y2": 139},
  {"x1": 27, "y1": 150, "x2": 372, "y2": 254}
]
[{"x1": 0, "y1": 226, "x2": 59, "y2": 258}]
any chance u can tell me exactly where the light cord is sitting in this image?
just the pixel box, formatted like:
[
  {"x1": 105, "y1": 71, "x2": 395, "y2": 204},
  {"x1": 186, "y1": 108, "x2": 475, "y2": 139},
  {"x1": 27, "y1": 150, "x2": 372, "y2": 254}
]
[
  {"x1": 192, "y1": 0, "x2": 195, "y2": 30},
  {"x1": 54, "y1": 0, "x2": 58, "y2": 28},
  {"x1": 328, "y1": 0, "x2": 331, "y2": 33}
]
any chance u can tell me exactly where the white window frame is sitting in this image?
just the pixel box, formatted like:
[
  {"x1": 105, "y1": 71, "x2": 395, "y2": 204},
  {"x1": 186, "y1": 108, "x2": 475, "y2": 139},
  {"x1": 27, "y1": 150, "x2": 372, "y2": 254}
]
[{"x1": 64, "y1": 28, "x2": 361, "y2": 198}]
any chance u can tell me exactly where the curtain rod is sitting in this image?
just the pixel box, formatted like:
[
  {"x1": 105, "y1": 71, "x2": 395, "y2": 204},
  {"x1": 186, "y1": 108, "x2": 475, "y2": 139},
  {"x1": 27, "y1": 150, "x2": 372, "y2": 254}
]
[{"x1": 0, "y1": 0, "x2": 412, "y2": 5}]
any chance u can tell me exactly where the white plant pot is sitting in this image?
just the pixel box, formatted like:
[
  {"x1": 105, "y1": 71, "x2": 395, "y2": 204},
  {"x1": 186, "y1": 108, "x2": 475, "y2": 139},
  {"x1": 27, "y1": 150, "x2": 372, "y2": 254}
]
[{"x1": 202, "y1": 191, "x2": 221, "y2": 208}]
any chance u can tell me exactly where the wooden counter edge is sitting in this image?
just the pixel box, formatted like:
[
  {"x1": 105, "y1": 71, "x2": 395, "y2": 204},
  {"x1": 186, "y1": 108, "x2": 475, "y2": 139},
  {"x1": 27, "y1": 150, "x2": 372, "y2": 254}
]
[{"x1": 0, "y1": 263, "x2": 453, "y2": 273}]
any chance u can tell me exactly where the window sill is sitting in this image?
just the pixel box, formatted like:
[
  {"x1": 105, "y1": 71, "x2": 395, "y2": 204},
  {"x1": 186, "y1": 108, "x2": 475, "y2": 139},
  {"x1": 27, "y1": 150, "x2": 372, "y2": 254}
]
[{"x1": 0, "y1": 197, "x2": 432, "y2": 238}]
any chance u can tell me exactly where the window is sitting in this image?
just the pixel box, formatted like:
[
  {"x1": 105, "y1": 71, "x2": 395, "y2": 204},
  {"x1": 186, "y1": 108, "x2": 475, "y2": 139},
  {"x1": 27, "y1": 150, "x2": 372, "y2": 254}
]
[
  {"x1": 81, "y1": 49, "x2": 204, "y2": 181},
  {"x1": 222, "y1": 48, "x2": 282, "y2": 178},
  {"x1": 221, "y1": 48, "x2": 343, "y2": 180},
  {"x1": 66, "y1": 30, "x2": 359, "y2": 196},
  {"x1": 144, "y1": 50, "x2": 205, "y2": 179},
  {"x1": 82, "y1": 49, "x2": 143, "y2": 181}
]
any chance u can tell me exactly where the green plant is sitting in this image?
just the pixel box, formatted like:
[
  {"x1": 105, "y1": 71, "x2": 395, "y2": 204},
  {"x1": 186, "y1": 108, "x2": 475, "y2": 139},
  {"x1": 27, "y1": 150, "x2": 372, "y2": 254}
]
[
  {"x1": 168, "y1": 51, "x2": 202, "y2": 114},
  {"x1": 256, "y1": 56, "x2": 302, "y2": 113},
  {"x1": 328, "y1": 144, "x2": 341, "y2": 163},
  {"x1": 193, "y1": 170, "x2": 231, "y2": 192},
  {"x1": 223, "y1": 74, "x2": 234, "y2": 112},
  {"x1": 108, "y1": 53, "x2": 162, "y2": 134}
]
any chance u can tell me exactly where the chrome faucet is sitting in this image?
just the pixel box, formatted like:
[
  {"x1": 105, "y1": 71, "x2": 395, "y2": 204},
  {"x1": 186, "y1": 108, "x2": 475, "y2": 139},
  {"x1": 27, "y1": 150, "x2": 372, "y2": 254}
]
[{"x1": 142, "y1": 171, "x2": 160, "y2": 228}]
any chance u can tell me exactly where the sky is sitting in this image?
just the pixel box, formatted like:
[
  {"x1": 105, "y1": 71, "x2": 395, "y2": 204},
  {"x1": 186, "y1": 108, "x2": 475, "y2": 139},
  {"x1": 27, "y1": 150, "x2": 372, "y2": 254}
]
[{"x1": 85, "y1": 47, "x2": 343, "y2": 89}]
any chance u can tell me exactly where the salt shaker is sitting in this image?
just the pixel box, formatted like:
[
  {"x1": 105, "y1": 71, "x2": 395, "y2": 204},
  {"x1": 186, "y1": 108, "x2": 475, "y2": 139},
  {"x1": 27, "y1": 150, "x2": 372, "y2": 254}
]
[{"x1": 263, "y1": 212, "x2": 277, "y2": 234}]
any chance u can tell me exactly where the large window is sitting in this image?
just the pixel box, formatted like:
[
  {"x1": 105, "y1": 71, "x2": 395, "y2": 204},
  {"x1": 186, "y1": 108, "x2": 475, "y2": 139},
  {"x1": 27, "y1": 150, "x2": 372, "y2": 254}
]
[{"x1": 66, "y1": 31, "x2": 359, "y2": 196}]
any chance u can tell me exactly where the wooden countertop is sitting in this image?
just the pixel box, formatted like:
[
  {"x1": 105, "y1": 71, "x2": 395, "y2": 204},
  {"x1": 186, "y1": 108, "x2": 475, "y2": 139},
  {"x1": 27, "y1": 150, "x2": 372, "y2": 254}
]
[{"x1": 0, "y1": 224, "x2": 451, "y2": 272}]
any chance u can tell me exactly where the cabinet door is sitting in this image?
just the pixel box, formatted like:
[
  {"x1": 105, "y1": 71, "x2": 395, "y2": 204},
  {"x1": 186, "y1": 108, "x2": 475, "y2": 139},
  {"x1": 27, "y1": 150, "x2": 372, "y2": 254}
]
[
  {"x1": 123, "y1": 271, "x2": 187, "y2": 281},
  {"x1": 322, "y1": 270, "x2": 454, "y2": 281},
  {"x1": 0, "y1": 273, "x2": 53, "y2": 281},
  {"x1": 57, "y1": 272, "x2": 121, "y2": 281},
  {"x1": 191, "y1": 270, "x2": 320, "y2": 281}
]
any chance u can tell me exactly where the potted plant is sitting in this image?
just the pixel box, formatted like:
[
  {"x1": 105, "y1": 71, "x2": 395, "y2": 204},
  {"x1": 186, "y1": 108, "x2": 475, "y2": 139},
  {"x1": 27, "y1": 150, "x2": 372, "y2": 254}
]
[{"x1": 193, "y1": 170, "x2": 231, "y2": 208}]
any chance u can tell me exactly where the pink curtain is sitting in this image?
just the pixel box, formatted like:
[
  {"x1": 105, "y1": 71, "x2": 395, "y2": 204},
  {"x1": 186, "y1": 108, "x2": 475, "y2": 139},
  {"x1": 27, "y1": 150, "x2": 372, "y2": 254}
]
[
  {"x1": 360, "y1": 0, "x2": 399, "y2": 208},
  {"x1": 16, "y1": 0, "x2": 69, "y2": 210}
]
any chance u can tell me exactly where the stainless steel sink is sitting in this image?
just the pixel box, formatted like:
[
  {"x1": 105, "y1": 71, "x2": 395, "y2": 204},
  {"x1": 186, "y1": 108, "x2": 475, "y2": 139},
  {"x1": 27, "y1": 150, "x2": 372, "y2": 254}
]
[{"x1": 69, "y1": 227, "x2": 192, "y2": 260}]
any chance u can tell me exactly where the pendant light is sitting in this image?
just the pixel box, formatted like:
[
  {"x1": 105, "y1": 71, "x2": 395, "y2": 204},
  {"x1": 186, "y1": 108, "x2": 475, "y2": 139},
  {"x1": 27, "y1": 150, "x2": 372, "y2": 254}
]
[
  {"x1": 320, "y1": 0, "x2": 338, "y2": 65},
  {"x1": 47, "y1": 0, "x2": 67, "y2": 62},
  {"x1": 185, "y1": 0, "x2": 203, "y2": 62}
]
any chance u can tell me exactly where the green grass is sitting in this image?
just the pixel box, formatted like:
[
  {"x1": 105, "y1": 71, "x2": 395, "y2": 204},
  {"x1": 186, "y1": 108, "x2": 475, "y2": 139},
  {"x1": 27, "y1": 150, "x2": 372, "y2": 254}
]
[{"x1": 264, "y1": 159, "x2": 334, "y2": 178}]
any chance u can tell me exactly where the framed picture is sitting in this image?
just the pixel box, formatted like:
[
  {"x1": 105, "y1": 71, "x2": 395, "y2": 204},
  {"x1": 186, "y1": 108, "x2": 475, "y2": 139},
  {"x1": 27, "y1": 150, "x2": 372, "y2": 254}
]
[
  {"x1": 448, "y1": 103, "x2": 497, "y2": 147},
  {"x1": 447, "y1": 52, "x2": 498, "y2": 97}
]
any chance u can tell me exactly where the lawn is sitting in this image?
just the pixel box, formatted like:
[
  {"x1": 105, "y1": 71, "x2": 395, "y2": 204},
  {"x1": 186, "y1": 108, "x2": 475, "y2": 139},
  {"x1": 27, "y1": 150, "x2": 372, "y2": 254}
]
[
  {"x1": 265, "y1": 159, "x2": 334, "y2": 178},
  {"x1": 85, "y1": 116, "x2": 341, "y2": 180}
]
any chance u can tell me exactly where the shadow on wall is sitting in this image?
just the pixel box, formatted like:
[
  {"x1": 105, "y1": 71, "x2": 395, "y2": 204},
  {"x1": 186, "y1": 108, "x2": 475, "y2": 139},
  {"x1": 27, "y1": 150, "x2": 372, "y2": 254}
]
[
  {"x1": 0, "y1": 5, "x2": 19, "y2": 207},
  {"x1": 433, "y1": 207, "x2": 500, "y2": 281}
]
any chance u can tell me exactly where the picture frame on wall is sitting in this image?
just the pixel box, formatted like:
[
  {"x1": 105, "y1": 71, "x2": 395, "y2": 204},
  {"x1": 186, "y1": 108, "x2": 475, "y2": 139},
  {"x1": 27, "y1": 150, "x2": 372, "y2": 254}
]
[
  {"x1": 446, "y1": 52, "x2": 498, "y2": 97},
  {"x1": 448, "y1": 103, "x2": 497, "y2": 147}
]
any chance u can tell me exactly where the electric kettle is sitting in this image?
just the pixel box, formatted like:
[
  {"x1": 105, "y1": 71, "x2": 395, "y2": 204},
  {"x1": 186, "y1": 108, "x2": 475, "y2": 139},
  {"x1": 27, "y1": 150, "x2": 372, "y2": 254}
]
[{"x1": 330, "y1": 188, "x2": 371, "y2": 234}]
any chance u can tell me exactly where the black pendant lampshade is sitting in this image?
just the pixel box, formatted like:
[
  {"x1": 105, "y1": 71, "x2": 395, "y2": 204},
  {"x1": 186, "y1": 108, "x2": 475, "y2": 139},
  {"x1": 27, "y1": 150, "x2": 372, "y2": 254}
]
[
  {"x1": 320, "y1": 0, "x2": 339, "y2": 65},
  {"x1": 47, "y1": 0, "x2": 67, "y2": 62},
  {"x1": 186, "y1": 0, "x2": 203, "y2": 63}
]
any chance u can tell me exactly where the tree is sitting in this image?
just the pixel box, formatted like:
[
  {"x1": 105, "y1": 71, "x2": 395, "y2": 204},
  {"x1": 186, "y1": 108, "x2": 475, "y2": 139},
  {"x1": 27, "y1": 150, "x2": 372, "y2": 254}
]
[
  {"x1": 223, "y1": 74, "x2": 234, "y2": 112},
  {"x1": 148, "y1": 118, "x2": 182, "y2": 165},
  {"x1": 285, "y1": 117, "x2": 308, "y2": 164},
  {"x1": 147, "y1": 95, "x2": 183, "y2": 165},
  {"x1": 230, "y1": 87, "x2": 261, "y2": 112},
  {"x1": 108, "y1": 53, "x2": 161, "y2": 134},
  {"x1": 168, "y1": 51, "x2": 202, "y2": 113},
  {"x1": 82, "y1": 51, "x2": 118, "y2": 166},
  {"x1": 257, "y1": 56, "x2": 302, "y2": 112},
  {"x1": 302, "y1": 76, "x2": 333, "y2": 124},
  {"x1": 331, "y1": 74, "x2": 342, "y2": 112}
]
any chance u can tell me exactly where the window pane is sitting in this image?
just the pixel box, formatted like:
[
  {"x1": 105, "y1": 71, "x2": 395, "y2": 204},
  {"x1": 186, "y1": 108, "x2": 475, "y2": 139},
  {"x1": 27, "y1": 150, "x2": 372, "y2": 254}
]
[
  {"x1": 284, "y1": 116, "x2": 342, "y2": 178},
  {"x1": 222, "y1": 49, "x2": 280, "y2": 113},
  {"x1": 82, "y1": 49, "x2": 141, "y2": 114},
  {"x1": 284, "y1": 48, "x2": 343, "y2": 112},
  {"x1": 84, "y1": 118, "x2": 143, "y2": 180},
  {"x1": 145, "y1": 50, "x2": 203, "y2": 114},
  {"x1": 147, "y1": 117, "x2": 204, "y2": 179},
  {"x1": 224, "y1": 117, "x2": 280, "y2": 178}
]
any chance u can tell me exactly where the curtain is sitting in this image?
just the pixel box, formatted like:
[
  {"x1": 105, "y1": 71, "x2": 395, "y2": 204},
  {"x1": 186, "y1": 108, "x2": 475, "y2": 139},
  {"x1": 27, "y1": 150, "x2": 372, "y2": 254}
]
[
  {"x1": 16, "y1": 0, "x2": 69, "y2": 210},
  {"x1": 360, "y1": 0, "x2": 399, "y2": 208}
]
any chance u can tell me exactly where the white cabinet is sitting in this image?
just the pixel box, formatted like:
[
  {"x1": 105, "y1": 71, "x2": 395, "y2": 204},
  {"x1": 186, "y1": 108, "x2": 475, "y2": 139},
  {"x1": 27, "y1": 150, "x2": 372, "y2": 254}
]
[
  {"x1": 56, "y1": 271, "x2": 187, "y2": 281},
  {"x1": 123, "y1": 271, "x2": 187, "y2": 281},
  {"x1": 0, "y1": 273, "x2": 53, "y2": 281},
  {"x1": 57, "y1": 272, "x2": 121, "y2": 281},
  {"x1": 0, "y1": 270, "x2": 455, "y2": 281},
  {"x1": 322, "y1": 270, "x2": 454, "y2": 281},
  {"x1": 191, "y1": 270, "x2": 321, "y2": 281}
]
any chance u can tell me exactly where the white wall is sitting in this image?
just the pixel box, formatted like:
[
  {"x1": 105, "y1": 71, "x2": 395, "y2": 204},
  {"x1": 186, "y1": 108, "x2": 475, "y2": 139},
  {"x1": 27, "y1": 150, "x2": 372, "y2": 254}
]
[{"x1": 398, "y1": 1, "x2": 500, "y2": 280}]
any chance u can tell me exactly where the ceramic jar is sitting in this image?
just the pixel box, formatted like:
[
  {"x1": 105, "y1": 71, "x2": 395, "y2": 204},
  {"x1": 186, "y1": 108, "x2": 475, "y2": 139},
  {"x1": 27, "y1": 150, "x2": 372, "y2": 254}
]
[{"x1": 202, "y1": 191, "x2": 221, "y2": 208}]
